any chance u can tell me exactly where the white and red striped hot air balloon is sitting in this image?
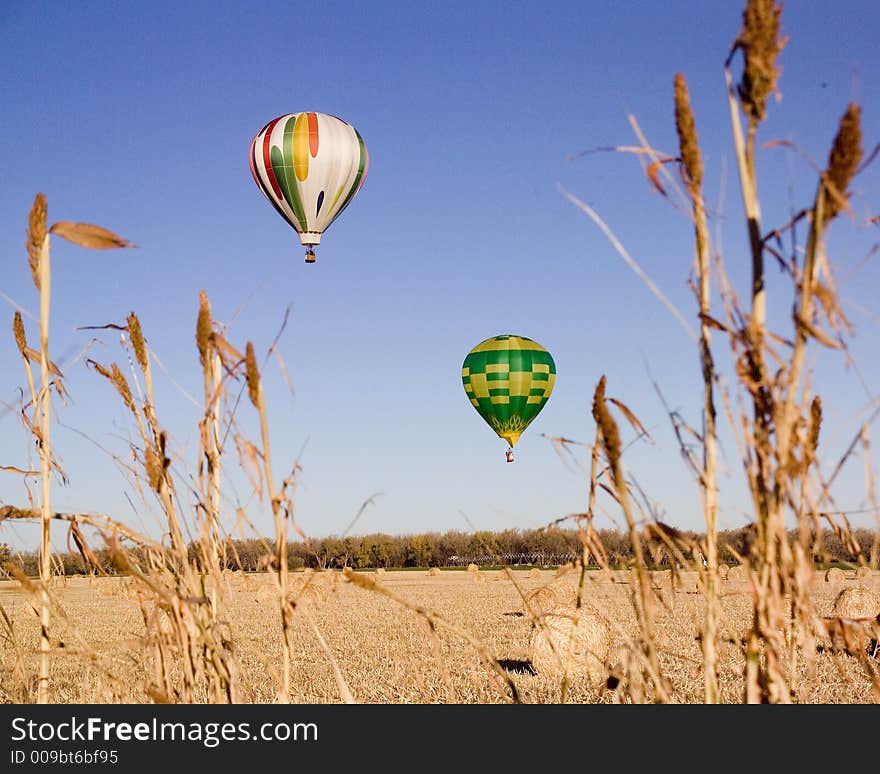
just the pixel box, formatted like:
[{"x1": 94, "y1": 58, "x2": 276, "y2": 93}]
[{"x1": 249, "y1": 112, "x2": 368, "y2": 263}]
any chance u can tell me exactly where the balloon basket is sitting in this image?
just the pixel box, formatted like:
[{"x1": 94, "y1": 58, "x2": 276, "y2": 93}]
[
  {"x1": 305, "y1": 248, "x2": 316, "y2": 263},
  {"x1": 505, "y1": 448, "x2": 515, "y2": 463}
]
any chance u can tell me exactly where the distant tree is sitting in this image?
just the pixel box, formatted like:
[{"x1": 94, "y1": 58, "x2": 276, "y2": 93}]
[{"x1": 404, "y1": 534, "x2": 435, "y2": 567}]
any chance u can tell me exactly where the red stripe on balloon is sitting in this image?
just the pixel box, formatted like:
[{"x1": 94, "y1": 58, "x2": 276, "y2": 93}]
[
  {"x1": 307, "y1": 112, "x2": 319, "y2": 157},
  {"x1": 261, "y1": 116, "x2": 284, "y2": 199},
  {"x1": 248, "y1": 136, "x2": 259, "y2": 181}
]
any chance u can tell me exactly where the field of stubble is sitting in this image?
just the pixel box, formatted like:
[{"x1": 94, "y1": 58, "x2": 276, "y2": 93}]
[{"x1": 0, "y1": 568, "x2": 876, "y2": 704}]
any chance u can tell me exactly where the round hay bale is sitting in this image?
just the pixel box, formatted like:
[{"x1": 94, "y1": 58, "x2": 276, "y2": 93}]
[
  {"x1": 522, "y1": 585, "x2": 559, "y2": 617},
  {"x1": 553, "y1": 582, "x2": 579, "y2": 607},
  {"x1": 427, "y1": 567, "x2": 441, "y2": 577},
  {"x1": 855, "y1": 566, "x2": 871, "y2": 580},
  {"x1": 825, "y1": 567, "x2": 845, "y2": 583},
  {"x1": 833, "y1": 586, "x2": 880, "y2": 619},
  {"x1": 471, "y1": 569, "x2": 486, "y2": 584},
  {"x1": 528, "y1": 568, "x2": 541, "y2": 580},
  {"x1": 467, "y1": 563, "x2": 479, "y2": 573},
  {"x1": 727, "y1": 565, "x2": 747, "y2": 582},
  {"x1": 718, "y1": 563, "x2": 730, "y2": 580},
  {"x1": 529, "y1": 607, "x2": 613, "y2": 682}
]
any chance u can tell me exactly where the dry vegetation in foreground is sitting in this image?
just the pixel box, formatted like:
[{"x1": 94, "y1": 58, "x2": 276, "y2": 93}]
[
  {"x1": 1, "y1": 569, "x2": 878, "y2": 704},
  {"x1": 2, "y1": 0, "x2": 880, "y2": 705}
]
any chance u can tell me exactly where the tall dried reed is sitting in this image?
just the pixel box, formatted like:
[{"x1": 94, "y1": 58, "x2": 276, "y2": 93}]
[{"x1": 564, "y1": 0, "x2": 877, "y2": 703}]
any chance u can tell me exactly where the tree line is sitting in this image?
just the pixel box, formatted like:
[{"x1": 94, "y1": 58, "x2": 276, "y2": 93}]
[{"x1": 1, "y1": 524, "x2": 876, "y2": 577}]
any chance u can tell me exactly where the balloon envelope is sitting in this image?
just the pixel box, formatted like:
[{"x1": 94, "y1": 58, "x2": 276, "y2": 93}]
[
  {"x1": 249, "y1": 112, "x2": 368, "y2": 253},
  {"x1": 461, "y1": 334, "x2": 556, "y2": 449}
]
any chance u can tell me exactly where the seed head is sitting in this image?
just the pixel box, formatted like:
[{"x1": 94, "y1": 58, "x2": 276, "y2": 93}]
[
  {"x1": 736, "y1": 0, "x2": 787, "y2": 124},
  {"x1": 591, "y1": 376, "x2": 622, "y2": 484},
  {"x1": 245, "y1": 342, "x2": 260, "y2": 408},
  {"x1": 127, "y1": 312, "x2": 148, "y2": 373},
  {"x1": 674, "y1": 73, "x2": 703, "y2": 194},
  {"x1": 196, "y1": 290, "x2": 213, "y2": 368},
  {"x1": 13, "y1": 312, "x2": 27, "y2": 357},
  {"x1": 822, "y1": 103, "x2": 862, "y2": 224},
  {"x1": 806, "y1": 396, "x2": 822, "y2": 467},
  {"x1": 111, "y1": 363, "x2": 136, "y2": 414},
  {"x1": 26, "y1": 193, "x2": 47, "y2": 290},
  {"x1": 145, "y1": 447, "x2": 163, "y2": 492}
]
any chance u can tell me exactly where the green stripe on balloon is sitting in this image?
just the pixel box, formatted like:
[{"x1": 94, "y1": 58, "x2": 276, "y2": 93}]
[
  {"x1": 278, "y1": 118, "x2": 308, "y2": 231},
  {"x1": 331, "y1": 130, "x2": 368, "y2": 220}
]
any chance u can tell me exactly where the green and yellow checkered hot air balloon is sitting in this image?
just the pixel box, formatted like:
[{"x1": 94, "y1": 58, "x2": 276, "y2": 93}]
[{"x1": 461, "y1": 335, "x2": 556, "y2": 462}]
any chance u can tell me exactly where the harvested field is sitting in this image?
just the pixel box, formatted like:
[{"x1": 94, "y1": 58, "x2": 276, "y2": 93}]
[{"x1": 1, "y1": 568, "x2": 877, "y2": 704}]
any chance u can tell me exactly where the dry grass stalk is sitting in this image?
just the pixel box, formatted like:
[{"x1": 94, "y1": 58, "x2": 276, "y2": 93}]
[
  {"x1": 719, "y1": 5, "x2": 868, "y2": 703},
  {"x1": 23, "y1": 193, "x2": 55, "y2": 704},
  {"x1": 674, "y1": 70, "x2": 721, "y2": 704},
  {"x1": 90, "y1": 305, "x2": 236, "y2": 702},
  {"x1": 193, "y1": 293, "x2": 224, "y2": 617},
  {"x1": 591, "y1": 376, "x2": 669, "y2": 701},
  {"x1": 244, "y1": 339, "x2": 292, "y2": 702},
  {"x1": 529, "y1": 607, "x2": 613, "y2": 683}
]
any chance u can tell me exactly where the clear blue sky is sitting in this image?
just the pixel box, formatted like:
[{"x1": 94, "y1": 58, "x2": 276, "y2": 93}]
[{"x1": 1, "y1": 1, "x2": 878, "y2": 551}]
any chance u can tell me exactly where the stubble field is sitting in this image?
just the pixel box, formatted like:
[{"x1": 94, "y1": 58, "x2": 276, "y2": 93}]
[{"x1": 1, "y1": 568, "x2": 877, "y2": 704}]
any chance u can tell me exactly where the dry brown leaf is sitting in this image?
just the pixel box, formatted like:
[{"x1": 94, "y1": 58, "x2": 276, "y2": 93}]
[
  {"x1": 646, "y1": 157, "x2": 677, "y2": 197},
  {"x1": 86, "y1": 358, "x2": 113, "y2": 381},
  {"x1": 214, "y1": 334, "x2": 244, "y2": 374},
  {"x1": 698, "y1": 313, "x2": 731, "y2": 334},
  {"x1": 598, "y1": 482, "x2": 622, "y2": 504},
  {"x1": 67, "y1": 520, "x2": 103, "y2": 573},
  {"x1": 22, "y1": 346, "x2": 64, "y2": 377},
  {"x1": 797, "y1": 314, "x2": 843, "y2": 349},
  {"x1": 608, "y1": 397, "x2": 652, "y2": 443},
  {"x1": 49, "y1": 221, "x2": 135, "y2": 250},
  {"x1": 0, "y1": 466, "x2": 41, "y2": 476}
]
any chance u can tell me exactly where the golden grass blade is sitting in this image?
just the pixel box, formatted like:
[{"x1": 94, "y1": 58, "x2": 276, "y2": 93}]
[
  {"x1": 49, "y1": 221, "x2": 135, "y2": 250},
  {"x1": 558, "y1": 184, "x2": 697, "y2": 342}
]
